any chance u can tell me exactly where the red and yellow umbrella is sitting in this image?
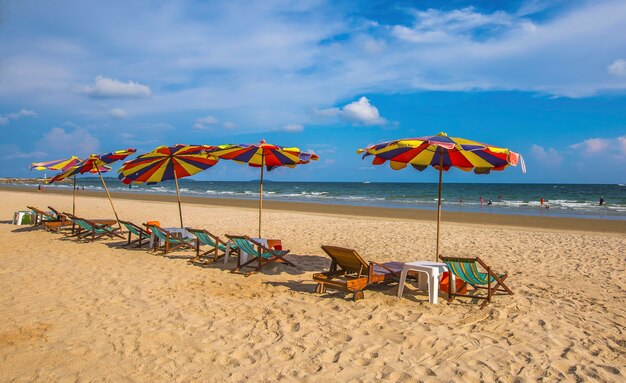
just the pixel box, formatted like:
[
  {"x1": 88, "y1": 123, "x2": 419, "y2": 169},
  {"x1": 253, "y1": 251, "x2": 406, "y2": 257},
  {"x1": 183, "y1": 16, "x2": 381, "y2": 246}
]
[
  {"x1": 206, "y1": 140, "x2": 318, "y2": 237},
  {"x1": 48, "y1": 149, "x2": 137, "y2": 224},
  {"x1": 358, "y1": 132, "x2": 524, "y2": 260},
  {"x1": 117, "y1": 144, "x2": 219, "y2": 227}
]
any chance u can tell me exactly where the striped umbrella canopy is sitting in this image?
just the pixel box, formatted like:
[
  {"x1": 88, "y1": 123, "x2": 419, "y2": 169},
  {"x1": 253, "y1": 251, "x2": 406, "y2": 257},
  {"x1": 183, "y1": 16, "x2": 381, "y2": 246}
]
[
  {"x1": 47, "y1": 149, "x2": 137, "y2": 226},
  {"x1": 358, "y1": 132, "x2": 524, "y2": 260},
  {"x1": 117, "y1": 144, "x2": 219, "y2": 227},
  {"x1": 30, "y1": 156, "x2": 111, "y2": 215},
  {"x1": 206, "y1": 140, "x2": 319, "y2": 237},
  {"x1": 30, "y1": 156, "x2": 81, "y2": 171}
]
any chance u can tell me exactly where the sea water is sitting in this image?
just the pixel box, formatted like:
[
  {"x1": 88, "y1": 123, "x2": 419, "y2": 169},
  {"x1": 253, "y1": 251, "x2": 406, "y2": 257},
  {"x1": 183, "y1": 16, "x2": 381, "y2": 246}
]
[{"x1": 21, "y1": 179, "x2": 626, "y2": 220}]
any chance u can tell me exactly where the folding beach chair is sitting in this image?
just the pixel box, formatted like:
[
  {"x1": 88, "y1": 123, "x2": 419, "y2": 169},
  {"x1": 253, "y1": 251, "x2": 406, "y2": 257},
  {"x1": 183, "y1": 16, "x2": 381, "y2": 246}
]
[
  {"x1": 27, "y1": 206, "x2": 57, "y2": 227},
  {"x1": 186, "y1": 228, "x2": 238, "y2": 263},
  {"x1": 440, "y1": 256, "x2": 513, "y2": 309},
  {"x1": 225, "y1": 235, "x2": 294, "y2": 275},
  {"x1": 313, "y1": 245, "x2": 410, "y2": 301},
  {"x1": 145, "y1": 224, "x2": 196, "y2": 254},
  {"x1": 120, "y1": 220, "x2": 150, "y2": 248},
  {"x1": 45, "y1": 206, "x2": 73, "y2": 232},
  {"x1": 64, "y1": 213, "x2": 123, "y2": 242}
]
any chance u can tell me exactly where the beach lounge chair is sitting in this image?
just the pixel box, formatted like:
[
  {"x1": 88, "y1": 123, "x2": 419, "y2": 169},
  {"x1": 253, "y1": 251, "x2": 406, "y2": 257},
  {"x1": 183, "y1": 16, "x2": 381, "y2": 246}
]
[
  {"x1": 225, "y1": 234, "x2": 294, "y2": 275},
  {"x1": 64, "y1": 213, "x2": 123, "y2": 242},
  {"x1": 27, "y1": 206, "x2": 58, "y2": 226},
  {"x1": 145, "y1": 224, "x2": 196, "y2": 254},
  {"x1": 314, "y1": 245, "x2": 410, "y2": 301},
  {"x1": 120, "y1": 220, "x2": 150, "y2": 248},
  {"x1": 440, "y1": 256, "x2": 513, "y2": 308},
  {"x1": 45, "y1": 206, "x2": 73, "y2": 232},
  {"x1": 186, "y1": 228, "x2": 237, "y2": 263}
]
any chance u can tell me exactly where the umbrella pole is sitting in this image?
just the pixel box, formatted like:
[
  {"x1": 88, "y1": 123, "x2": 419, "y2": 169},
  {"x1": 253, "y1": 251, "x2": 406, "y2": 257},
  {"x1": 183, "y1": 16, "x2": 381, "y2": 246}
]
[
  {"x1": 436, "y1": 148, "x2": 443, "y2": 261},
  {"x1": 97, "y1": 167, "x2": 121, "y2": 229},
  {"x1": 173, "y1": 171, "x2": 184, "y2": 228},
  {"x1": 72, "y1": 175, "x2": 76, "y2": 215},
  {"x1": 258, "y1": 157, "x2": 264, "y2": 238}
]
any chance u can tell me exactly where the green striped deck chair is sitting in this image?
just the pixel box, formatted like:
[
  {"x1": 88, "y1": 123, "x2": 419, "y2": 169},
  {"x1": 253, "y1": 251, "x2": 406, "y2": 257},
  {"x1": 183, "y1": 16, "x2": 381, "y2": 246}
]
[
  {"x1": 225, "y1": 234, "x2": 294, "y2": 275},
  {"x1": 120, "y1": 220, "x2": 150, "y2": 248},
  {"x1": 65, "y1": 213, "x2": 122, "y2": 242},
  {"x1": 186, "y1": 228, "x2": 238, "y2": 263},
  {"x1": 145, "y1": 224, "x2": 196, "y2": 254},
  {"x1": 441, "y1": 256, "x2": 513, "y2": 308}
]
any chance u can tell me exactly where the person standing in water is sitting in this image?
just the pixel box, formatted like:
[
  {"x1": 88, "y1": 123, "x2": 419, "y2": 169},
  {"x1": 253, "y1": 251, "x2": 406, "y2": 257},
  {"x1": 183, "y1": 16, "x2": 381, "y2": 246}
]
[
  {"x1": 540, "y1": 197, "x2": 545, "y2": 206},
  {"x1": 599, "y1": 196, "x2": 604, "y2": 206},
  {"x1": 479, "y1": 196, "x2": 484, "y2": 205}
]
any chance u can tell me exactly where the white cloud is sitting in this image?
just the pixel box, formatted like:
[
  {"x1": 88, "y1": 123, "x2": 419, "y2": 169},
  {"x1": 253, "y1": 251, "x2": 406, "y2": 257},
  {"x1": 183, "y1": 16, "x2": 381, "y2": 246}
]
[
  {"x1": 192, "y1": 115, "x2": 222, "y2": 130},
  {"x1": 317, "y1": 97, "x2": 386, "y2": 126},
  {"x1": 0, "y1": 108, "x2": 38, "y2": 125},
  {"x1": 39, "y1": 127, "x2": 100, "y2": 157},
  {"x1": 281, "y1": 123, "x2": 304, "y2": 132},
  {"x1": 108, "y1": 108, "x2": 128, "y2": 119},
  {"x1": 608, "y1": 59, "x2": 626, "y2": 76},
  {"x1": 222, "y1": 122, "x2": 237, "y2": 129},
  {"x1": 529, "y1": 144, "x2": 563, "y2": 167},
  {"x1": 0, "y1": 144, "x2": 47, "y2": 160},
  {"x1": 78, "y1": 76, "x2": 151, "y2": 98},
  {"x1": 570, "y1": 136, "x2": 626, "y2": 159}
]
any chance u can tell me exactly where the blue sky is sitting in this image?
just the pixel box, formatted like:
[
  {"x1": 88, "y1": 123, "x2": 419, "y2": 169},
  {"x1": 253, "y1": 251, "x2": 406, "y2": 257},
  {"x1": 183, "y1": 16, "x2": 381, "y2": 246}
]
[{"x1": 1, "y1": 0, "x2": 625, "y2": 183}]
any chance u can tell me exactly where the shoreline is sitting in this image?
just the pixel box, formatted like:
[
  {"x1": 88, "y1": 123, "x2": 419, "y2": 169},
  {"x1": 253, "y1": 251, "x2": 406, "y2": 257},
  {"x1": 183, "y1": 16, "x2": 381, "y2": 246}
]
[{"x1": 3, "y1": 185, "x2": 625, "y2": 234}]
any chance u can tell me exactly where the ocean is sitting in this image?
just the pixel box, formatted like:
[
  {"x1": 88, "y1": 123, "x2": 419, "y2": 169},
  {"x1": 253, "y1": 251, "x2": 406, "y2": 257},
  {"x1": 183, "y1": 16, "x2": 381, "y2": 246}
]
[{"x1": 19, "y1": 179, "x2": 626, "y2": 220}]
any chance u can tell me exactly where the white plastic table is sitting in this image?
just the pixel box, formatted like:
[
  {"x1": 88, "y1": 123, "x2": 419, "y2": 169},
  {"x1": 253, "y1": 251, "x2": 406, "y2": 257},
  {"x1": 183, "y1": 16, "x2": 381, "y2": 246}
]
[
  {"x1": 149, "y1": 227, "x2": 193, "y2": 248},
  {"x1": 12, "y1": 211, "x2": 34, "y2": 225},
  {"x1": 397, "y1": 261, "x2": 454, "y2": 304}
]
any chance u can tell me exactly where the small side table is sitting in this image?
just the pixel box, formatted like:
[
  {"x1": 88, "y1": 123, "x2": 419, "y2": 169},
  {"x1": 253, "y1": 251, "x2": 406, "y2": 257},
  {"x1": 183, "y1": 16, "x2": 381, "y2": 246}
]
[
  {"x1": 12, "y1": 211, "x2": 34, "y2": 225},
  {"x1": 397, "y1": 261, "x2": 454, "y2": 304}
]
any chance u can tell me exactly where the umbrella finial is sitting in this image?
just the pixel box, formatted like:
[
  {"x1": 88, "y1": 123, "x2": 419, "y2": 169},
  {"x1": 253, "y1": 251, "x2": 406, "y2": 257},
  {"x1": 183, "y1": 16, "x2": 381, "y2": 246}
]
[
  {"x1": 437, "y1": 132, "x2": 448, "y2": 137},
  {"x1": 260, "y1": 139, "x2": 266, "y2": 144}
]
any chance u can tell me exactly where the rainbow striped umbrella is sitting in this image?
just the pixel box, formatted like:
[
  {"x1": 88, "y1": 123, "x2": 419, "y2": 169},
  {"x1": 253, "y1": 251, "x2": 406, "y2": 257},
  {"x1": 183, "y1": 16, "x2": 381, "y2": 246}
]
[
  {"x1": 358, "y1": 132, "x2": 524, "y2": 260},
  {"x1": 30, "y1": 156, "x2": 111, "y2": 215},
  {"x1": 117, "y1": 144, "x2": 219, "y2": 227},
  {"x1": 206, "y1": 140, "x2": 318, "y2": 237},
  {"x1": 48, "y1": 149, "x2": 137, "y2": 225}
]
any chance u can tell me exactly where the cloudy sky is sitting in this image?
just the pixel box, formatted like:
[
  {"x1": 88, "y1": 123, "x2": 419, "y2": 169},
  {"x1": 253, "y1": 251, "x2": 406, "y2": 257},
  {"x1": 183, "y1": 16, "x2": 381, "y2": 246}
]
[{"x1": 1, "y1": 0, "x2": 625, "y2": 183}]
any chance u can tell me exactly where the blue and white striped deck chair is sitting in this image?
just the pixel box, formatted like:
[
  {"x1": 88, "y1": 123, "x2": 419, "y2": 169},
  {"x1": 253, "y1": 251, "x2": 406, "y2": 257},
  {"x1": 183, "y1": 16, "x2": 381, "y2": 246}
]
[
  {"x1": 145, "y1": 224, "x2": 196, "y2": 254},
  {"x1": 186, "y1": 228, "x2": 237, "y2": 263},
  {"x1": 441, "y1": 256, "x2": 513, "y2": 308},
  {"x1": 225, "y1": 234, "x2": 294, "y2": 275}
]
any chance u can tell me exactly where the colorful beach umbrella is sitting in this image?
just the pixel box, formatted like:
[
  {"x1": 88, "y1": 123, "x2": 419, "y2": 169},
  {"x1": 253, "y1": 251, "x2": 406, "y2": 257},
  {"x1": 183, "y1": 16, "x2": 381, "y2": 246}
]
[
  {"x1": 31, "y1": 156, "x2": 82, "y2": 215},
  {"x1": 358, "y1": 132, "x2": 524, "y2": 260},
  {"x1": 206, "y1": 140, "x2": 318, "y2": 237},
  {"x1": 48, "y1": 149, "x2": 137, "y2": 225},
  {"x1": 117, "y1": 144, "x2": 219, "y2": 228}
]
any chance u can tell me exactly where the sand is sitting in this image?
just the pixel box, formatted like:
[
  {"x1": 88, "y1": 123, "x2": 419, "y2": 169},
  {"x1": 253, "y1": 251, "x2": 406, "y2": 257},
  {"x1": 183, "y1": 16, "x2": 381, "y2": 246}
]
[{"x1": 0, "y1": 189, "x2": 624, "y2": 382}]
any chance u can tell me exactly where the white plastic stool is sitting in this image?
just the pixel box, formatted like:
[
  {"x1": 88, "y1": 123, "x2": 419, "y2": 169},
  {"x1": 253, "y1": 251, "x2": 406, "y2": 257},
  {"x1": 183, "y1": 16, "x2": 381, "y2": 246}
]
[{"x1": 12, "y1": 211, "x2": 34, "y2": 225}]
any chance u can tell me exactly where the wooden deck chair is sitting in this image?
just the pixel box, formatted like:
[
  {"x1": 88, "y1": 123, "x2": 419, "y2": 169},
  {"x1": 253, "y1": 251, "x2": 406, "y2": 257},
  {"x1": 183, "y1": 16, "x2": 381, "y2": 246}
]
[
  {"x1": 145, "y1": 224, "x2": 196, "y2": 254},
  {"x1": 27, "y1": 206, "x2": 57, "y2": 227},
  {"x1": 225, "y1": 235, "x2": 294, "y2": 275},
  {"x1": 314, "y1": 245, "x2": 411, "y2": 301},
  {"x1": 186, "y1": 228, "x2": 238, "y2": 263},
  {"x1": 120, "y1": 220, "x2": 150, "y2": 248},
  {"x1": 45, "y1": 206, "x2": 73, "y2": 232},
  {"x1": 64, "y1": 213, "x2": 123, "y2": 242},
  {"x1": 440, "y1": 256, "x2": 513, "y2": 309}
]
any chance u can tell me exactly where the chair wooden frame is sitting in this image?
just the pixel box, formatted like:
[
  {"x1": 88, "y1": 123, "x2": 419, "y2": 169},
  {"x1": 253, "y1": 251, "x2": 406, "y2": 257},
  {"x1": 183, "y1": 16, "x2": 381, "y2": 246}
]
[
  {"x1": 313, "y1": 245, "x2": 411, "y2": 301},
  {"x1": 225, "y1": 234, "x2": 294, "y2": 275},
  {"x1": 145, "y1": 224, "x2": 196, "y2": 254},
  {"x1": 120, "y1": 220, "x2": 150, "y2": 248},
  {"x1": 440, "y1": 256, "x2": 513, "y2": 309},
  {"x1": 186, "y1": 228, "x2": 236, "y2": 263}
]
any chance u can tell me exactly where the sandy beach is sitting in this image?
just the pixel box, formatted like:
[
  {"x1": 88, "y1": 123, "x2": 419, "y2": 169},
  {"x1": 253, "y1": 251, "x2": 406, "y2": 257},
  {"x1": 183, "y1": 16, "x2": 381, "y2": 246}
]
[{"x1": 1, "y1": 189, "x2": 624, "y2": 382}]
